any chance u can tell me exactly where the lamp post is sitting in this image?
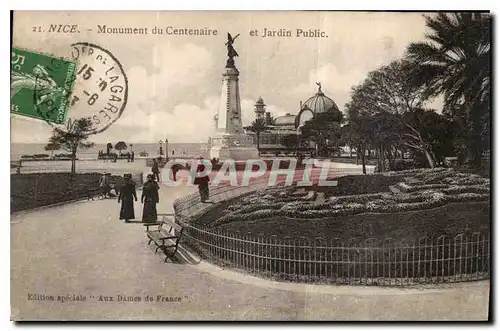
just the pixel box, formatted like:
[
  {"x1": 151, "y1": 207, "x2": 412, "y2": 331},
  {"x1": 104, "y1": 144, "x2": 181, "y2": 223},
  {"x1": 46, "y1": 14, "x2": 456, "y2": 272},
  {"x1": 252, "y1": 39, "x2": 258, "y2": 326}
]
[
  {"x1": 165, "y1": 138, "x2": 169, "y2": 159},
  {"x1": 296, "y1": 125, "x2": 303, "y2": 158},
  {"x1": 158, "y1": 140, "x2": 163, "y2": 157}
]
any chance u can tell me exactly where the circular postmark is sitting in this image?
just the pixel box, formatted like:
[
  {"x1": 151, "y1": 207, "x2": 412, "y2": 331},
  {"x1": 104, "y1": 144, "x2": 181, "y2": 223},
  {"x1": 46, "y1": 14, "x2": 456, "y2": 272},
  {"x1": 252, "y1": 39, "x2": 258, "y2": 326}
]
[{"x1": 33, "y1": 42, "x2": 128, "y2": 135}]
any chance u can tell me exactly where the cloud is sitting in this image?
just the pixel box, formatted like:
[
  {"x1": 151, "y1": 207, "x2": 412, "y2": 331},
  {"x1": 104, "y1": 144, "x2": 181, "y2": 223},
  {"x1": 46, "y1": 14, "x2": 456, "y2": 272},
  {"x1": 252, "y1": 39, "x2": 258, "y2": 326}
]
[
  {"x1": 290, "y1": 63, "x2": 367, "y2": 112},
  {"x1": 98, "y1": 96, "x2": 219, "y2": 143},
  {"x1": 11, "y1": 115, "x2": 54, "y2": 143},
  {"x1": 11, "y1": 12, "x2": 436, "y2": 144}
]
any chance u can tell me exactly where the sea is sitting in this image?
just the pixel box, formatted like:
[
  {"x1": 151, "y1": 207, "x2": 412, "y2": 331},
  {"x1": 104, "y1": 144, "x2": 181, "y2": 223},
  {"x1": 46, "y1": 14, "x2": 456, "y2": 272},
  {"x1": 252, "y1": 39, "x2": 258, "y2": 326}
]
[{"x1": 10, "y1": 143, "x2": 207, "y2": 161}]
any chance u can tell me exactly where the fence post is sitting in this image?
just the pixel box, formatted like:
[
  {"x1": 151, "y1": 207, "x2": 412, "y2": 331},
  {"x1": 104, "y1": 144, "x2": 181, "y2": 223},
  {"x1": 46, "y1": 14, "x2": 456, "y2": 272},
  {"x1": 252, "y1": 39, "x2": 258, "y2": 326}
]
[
  {"x1": 399, "y1": 243, "x2": 403, "y2": 286},
  {"x1": 456, "y1": 234, "x2": 463, "y2": 282},
  {"x1": 487, "y1": 234, "x2": 490, "y2": 276},
  {"x1": 440, "y1": 235, "x2": 445, "y2": 283},
  {"x1": 481, "y1": 233, "x2": 486, "y2": 278},
  {"x1": 271, "y1": 235, "x2": 278, "y2": 280}
]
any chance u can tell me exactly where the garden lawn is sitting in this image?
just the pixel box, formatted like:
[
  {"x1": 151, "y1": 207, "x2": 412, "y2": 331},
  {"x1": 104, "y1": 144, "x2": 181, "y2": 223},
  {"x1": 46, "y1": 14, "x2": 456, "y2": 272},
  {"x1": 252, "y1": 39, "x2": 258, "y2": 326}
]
[
  {"x1": 190, "y1": 168, "x2": 490, "y2": 244},
  {"x1": 11, "y1": 172, "x2": 125, "y2": 213}
]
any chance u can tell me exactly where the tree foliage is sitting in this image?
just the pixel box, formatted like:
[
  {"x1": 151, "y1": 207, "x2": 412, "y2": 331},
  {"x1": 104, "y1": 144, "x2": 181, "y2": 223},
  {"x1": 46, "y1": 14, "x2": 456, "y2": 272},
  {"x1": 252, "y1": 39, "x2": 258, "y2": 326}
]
[
  {"x1": 106, "y1": 142, "x2": 113, "y2": 155},
  {"x1": 114, "y1": 141, "x2": 128, "y2": 153},
  {"x1": 46, "y1": 118, "x2": 95, "y2": 177},
  {"x1": 406, "y1": 13, "x2": 491, "y2": 167},
  {"x1": 245, "y1": 117, "x2": 268, "y2": 154},
  {"x1": 300, "y1": 109, "x2": 343, "y2": 156}
]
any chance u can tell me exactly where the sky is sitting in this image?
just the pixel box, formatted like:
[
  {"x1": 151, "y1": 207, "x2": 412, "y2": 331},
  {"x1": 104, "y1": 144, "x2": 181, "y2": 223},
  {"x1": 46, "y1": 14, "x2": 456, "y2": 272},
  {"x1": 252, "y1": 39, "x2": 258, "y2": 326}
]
[{"x1": 11, "y1": 11, "x2": 442, "y2": 144}]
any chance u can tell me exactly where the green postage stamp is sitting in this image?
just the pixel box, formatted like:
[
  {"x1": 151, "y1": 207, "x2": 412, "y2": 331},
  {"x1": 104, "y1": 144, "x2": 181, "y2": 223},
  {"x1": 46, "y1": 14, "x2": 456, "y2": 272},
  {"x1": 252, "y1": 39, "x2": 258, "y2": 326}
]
[{"x1": 10, "y1": 47, "x2": 77, "y2": 124}]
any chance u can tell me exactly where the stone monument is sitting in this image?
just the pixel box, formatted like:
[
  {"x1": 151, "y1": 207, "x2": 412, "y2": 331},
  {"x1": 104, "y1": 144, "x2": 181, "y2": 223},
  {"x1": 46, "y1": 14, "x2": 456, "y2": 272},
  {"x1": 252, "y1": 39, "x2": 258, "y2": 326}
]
[{"x1": 209, "y1": 33, "x2": 259, "y2": 161}]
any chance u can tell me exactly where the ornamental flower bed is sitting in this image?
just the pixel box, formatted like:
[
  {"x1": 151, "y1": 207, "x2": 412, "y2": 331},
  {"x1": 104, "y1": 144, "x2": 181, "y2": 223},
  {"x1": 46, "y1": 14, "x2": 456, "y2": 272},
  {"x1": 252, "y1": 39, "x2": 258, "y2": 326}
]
[{"x1": 191, "y1": 168, "x2": 490, "y2": 230}]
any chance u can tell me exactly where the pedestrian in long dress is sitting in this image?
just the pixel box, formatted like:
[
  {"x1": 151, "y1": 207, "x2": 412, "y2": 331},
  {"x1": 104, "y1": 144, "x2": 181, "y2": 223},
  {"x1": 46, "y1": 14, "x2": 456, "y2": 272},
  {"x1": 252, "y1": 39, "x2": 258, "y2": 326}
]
[
  {"x1": 99, "y1": 172, "x2": 110, "y2": 198},
  {"x1": 152, "y1": 159, "x2": 160, "y2": 182},
  {"x1": 194, "y1": 156, "x2": 210, "y2": 202},
  {"x1": 118, "y1": 173, "x2": 137, "y2": 223},
  {"x1": 142, "y1": 174, "x2": 160, "y2": 223}
]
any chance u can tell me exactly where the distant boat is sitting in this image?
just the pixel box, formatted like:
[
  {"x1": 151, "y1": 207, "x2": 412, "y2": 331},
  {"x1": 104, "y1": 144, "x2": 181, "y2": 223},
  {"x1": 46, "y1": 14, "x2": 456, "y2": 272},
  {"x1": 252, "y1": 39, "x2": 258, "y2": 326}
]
[{"x1": 139, "y1": 150, "x2": 148, "y2": 157}]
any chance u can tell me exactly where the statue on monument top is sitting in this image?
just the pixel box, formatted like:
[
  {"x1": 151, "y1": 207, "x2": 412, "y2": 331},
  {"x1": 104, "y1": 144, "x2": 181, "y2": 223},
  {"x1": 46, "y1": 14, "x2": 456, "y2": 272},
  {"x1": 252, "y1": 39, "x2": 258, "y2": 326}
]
[{"x1": 225, "y1": 33, "x2": 240, "y2": 68}]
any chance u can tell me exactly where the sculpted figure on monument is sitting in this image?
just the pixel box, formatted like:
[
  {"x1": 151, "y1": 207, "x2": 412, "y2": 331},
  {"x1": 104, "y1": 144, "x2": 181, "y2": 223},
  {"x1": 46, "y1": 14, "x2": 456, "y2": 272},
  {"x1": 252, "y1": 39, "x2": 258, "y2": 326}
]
[
  {"x1": 226, "y1": 33, "x2": 240, "y2": 59},
  {"x1": 225, "y1": 33, "x2": 240, "y2": 68}
]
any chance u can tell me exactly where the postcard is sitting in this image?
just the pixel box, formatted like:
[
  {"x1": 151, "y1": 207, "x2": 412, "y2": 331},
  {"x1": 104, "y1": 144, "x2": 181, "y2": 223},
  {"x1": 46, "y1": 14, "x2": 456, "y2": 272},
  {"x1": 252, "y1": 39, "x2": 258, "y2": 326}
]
[{"x1": 10, "y1": 11, "x2": 491, "y2": 321}]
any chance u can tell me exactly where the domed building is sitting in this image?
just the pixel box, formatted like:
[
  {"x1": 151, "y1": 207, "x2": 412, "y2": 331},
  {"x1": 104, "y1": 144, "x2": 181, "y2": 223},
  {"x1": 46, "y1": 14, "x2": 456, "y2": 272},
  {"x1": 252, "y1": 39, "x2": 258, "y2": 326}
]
[{"x1": 246, "y1": 83, "x2": 342, "y2": 155}]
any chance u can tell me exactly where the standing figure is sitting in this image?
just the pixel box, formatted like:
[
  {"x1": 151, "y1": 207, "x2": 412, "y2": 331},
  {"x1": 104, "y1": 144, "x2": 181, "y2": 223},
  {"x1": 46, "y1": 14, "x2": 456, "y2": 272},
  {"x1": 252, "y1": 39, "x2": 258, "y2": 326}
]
[
  {"x1": 118, "y1": 173, "x2": 137, "y2": 223},
  {"x1": 171, "y1": 163, "x2": 181, "y2": 182},
  {"x1": 131, "y1": 151, "x2": 135, "y2": 162},
  {"x1": 99, "y1": 172, "x2": 110, "y2": 198},
  {"x1": 194, "y1": 156, "x2": 210, "y2": 202},
  {"x1": 141, "y1": 174, "x2": 159, "y2": 223},
  {"x1": 151, "y1": 159, "x2": 160, "y2": 182}
]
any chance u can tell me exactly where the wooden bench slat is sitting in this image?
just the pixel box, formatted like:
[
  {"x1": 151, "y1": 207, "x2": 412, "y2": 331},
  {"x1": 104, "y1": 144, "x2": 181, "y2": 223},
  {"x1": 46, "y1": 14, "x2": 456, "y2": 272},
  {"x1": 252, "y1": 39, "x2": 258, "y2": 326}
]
[{"x1": 145, "y1": 213, "x2": 185, "y2": 262}]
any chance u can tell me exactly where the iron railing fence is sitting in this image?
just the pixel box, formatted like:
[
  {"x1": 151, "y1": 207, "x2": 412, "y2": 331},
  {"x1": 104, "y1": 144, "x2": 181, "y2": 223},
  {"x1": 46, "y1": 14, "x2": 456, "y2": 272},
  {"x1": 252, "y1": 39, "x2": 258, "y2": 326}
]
[
  {"x1": 172, "y1": 174, "x2": 491, "y2": 286},
  {"x1": 179, "y1": 225, "x2": 489, "y2": 285}
]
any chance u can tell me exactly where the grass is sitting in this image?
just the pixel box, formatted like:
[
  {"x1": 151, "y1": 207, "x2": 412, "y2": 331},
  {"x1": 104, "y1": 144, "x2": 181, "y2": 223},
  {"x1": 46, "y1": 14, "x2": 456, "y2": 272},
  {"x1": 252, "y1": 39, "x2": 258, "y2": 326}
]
[
  {"x1": 217, "y1": 201, "x2": 489, "y2": 244},
  {"x1": 11, "y1": 172, "x2": 125, "y2": 213},
  {"x1": 191, "y1": 168, "x2": 490, "y2": 244},
  {"x1": 184, "y1": 168, "x2": 490, "y2": 283}
]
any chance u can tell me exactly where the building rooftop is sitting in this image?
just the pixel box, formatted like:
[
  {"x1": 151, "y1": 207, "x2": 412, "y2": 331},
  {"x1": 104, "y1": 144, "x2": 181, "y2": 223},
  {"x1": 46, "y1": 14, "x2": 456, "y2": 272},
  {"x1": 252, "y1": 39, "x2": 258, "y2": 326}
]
[{"x1": 301, "y1": 83, "x2": 340, "y2": 114}]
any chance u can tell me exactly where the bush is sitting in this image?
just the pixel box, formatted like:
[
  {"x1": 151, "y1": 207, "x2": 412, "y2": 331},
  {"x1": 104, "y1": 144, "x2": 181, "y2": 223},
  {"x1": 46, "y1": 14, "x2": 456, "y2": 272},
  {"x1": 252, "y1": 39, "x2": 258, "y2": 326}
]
[{"x1": 391, "y1": 158, "x2": 416, "y2": 171}]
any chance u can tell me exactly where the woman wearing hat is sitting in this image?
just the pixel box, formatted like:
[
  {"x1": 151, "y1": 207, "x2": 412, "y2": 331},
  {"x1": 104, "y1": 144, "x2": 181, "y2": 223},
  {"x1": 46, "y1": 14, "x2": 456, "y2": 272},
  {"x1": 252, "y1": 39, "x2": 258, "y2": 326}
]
[
  {"x1": 194, "y1": 156, "x2": 210, "y2": 202},
  {"x1": 117, "y1": 173, "x2": 137, "y2": 222},
  {"x1": 141, "y1": 174, "x2": 160, "y2": 222}
]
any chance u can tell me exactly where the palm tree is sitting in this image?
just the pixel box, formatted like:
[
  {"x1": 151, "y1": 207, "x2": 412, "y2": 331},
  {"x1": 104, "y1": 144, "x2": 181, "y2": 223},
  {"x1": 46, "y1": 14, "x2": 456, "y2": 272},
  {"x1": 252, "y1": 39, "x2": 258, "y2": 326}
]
[
  {"x1": 245, "y1": 118, "x2": 268, "y2": 155},
  {"x1": 406, "y1": 13, "x2": 491, "y2": 167}
]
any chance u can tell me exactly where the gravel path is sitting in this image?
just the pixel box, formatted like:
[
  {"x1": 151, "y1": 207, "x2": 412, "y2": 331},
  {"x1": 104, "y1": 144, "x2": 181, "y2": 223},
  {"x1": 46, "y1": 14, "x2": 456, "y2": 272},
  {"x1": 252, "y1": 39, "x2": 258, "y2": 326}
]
[{"x1": 11, "y1": 179, "x2": 489, "y2": 321}]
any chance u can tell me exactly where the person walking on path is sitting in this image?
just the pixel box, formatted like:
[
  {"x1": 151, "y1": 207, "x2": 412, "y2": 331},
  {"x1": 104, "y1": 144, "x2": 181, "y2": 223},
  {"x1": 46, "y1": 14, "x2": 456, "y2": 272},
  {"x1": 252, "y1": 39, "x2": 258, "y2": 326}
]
[
  {"x1": 141, "y1": 174, "x2": 160, "y2": 223},
  {"x1": 99, "y1": 172, "x2": 110, "y2": 198},
  {"x1": 171, "y1": 163, "x2": 181, "y2": 181},
  {"x1": 117, "y1": 173, "x2": 137, "y2": 223},
  {"x1": 152, "y1": 159, "x2": 160, "y2": 182},
  {"x1": 194, "y1": 156, "x2": 210, "y2": 202}
]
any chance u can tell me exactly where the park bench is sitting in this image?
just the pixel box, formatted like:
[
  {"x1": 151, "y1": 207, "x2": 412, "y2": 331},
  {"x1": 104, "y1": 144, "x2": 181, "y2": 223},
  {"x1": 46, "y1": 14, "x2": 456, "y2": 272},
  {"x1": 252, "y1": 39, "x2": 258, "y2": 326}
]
[{"x1": 144, "y1": 213, "x2": 184, "y2": 262}]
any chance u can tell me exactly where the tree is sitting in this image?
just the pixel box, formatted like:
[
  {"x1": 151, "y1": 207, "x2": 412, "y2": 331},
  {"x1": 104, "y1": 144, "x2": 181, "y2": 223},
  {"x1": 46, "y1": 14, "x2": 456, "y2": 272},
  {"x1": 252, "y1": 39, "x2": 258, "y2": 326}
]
[
  {"x1": 281, "y1": 134, "x2": 302, "y2": 150},
  {"x1": 402, "y1": 108, "x2": 456, "y2": 166},
  {"x1": 347, "y1": 60, "x2": 439, "y2": 170},
  {"x1": 106, "y1": 142, "x2": 113, "y2": 155},
  {"x1": 46, "y1": 118, "x2": 95, "y2": 178},
  {"x1": 300, "y1": 109, "x2": 343, "y2": 157},
  {"x1": 245, "y1": 118, "x2": 268, "y2": 155},
  {"x1": 344, "y1": 104, "x2": 373, "y2": 174},
  {"x1": 114, "y1": 141, "x2": 128, "y2": 155},
  {"x1": 44, "y1": 142, "x2": 60, "y2": 158},
  {"x1": 406, "y1": 13, "x2": 491, "y2": 167}
]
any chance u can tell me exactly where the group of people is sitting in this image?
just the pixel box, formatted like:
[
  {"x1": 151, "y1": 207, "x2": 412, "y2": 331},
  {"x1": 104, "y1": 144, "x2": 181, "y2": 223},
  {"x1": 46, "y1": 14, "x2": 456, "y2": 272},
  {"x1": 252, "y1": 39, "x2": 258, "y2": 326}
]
[
  {"x1": 152, "y1": 156, "x2": 211, "y2": 202},
  {"x1": 99, "y1": 172, "x2": 160, "y2": 223},
  {"x1": 99, "y1": 155, "x2": 213, "y2": 224}
]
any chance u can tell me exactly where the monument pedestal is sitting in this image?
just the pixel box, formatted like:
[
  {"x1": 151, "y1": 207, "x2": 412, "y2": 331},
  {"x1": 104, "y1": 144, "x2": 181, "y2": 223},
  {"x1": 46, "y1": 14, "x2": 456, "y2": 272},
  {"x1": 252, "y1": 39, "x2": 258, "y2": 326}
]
[
  {"x1": 208, "y1": 34, "x2": 259, "y2": 162},
  {"x1": 209, "y1": 133, "x2": 259, "y2": 161}
]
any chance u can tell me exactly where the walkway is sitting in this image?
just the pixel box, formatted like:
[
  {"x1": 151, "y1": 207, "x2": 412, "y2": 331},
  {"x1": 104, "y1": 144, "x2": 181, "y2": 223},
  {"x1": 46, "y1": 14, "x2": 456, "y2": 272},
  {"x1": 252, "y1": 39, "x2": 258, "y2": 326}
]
[{"x1": 11, "y1": 181, "x2": 489, "y2": 321}]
